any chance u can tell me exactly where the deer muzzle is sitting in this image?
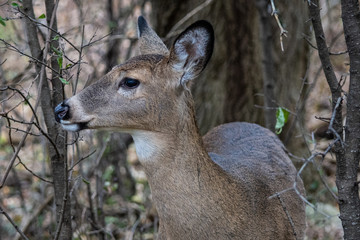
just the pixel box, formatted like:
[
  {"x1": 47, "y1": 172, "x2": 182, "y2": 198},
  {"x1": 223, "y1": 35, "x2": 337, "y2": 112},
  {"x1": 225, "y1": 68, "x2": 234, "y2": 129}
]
[{"x1": 55, "y1": 101, "x2": 70, "y2": 123}]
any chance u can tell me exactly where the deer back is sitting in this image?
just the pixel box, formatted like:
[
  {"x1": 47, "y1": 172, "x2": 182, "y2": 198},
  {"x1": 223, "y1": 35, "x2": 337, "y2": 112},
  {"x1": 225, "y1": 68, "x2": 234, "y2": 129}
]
[{"x1": 54, "y1": 16, "x2": 306, "y2": 240}]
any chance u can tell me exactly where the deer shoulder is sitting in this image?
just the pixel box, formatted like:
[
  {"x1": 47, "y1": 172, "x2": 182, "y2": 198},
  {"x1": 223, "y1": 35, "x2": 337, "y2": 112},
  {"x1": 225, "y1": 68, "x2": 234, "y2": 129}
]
[{"x1": 55, "y1": 16, "x2": 306, "y2": 240}]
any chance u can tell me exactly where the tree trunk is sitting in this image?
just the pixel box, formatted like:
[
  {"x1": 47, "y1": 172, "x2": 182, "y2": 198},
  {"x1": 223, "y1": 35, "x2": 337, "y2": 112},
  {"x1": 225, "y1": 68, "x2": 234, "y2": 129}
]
[
  {"x1": 23, "y1": 1, "x2": 71, "y2": 239},
  {"x1": 338, "y1": 0, "x2": 360, "y2": 238},
  {"x1": 255, "y1": 0, "x2": 277, "y2": 132},
  {"x1": 308, "y1": 0, "x2": 360, "y2": 238}
]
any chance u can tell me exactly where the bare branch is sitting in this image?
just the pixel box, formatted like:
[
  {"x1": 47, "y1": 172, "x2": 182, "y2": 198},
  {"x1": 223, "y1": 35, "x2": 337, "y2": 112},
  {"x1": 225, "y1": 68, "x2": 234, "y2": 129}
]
[
  {"x1": 0, "y1": 39, "x2": 60, "y2": 75},
  {"x1": 73, "y1": 25, "x2": 85, "y2": 95},
  {"x1": 14, "y1": 194, "x2": 54, "y2": 240},
  {"x1": 0, "y1": 204, "x2": 29, "y2": 240},
  {"x1": 0, "y1": 86, "x2": 60, "y2": 155},
  {"x1": 0, "y1": 123, "x2": 34, "y2": 188},
  {"x1": 165, "y1": 0, "x2": 214, "y2": 38},
  {"x1": 270, "y1": 0, "x2": 288, "y2": 51},
  {"x1": 308, "y1": 1, "x2": 341, "y2": 96},
  {"x1": 303, "y1": 36, "x2": 348, "y2": 55},
  {"x1": 17, "y1": 7, "x2": 81, "y2": 53},
  {"x1": 68, "y1": 149, "x2": 97, "y2": 171},
  {"x1": 18, "y1": 160, "x2": 53, "y2": 184},
  {"x1": 82, "y1": 31, "x2": 112, "y2": 49},
  {"x1": 328, "y1": 96, "x2": 344, "y2": 147},
  {"x1": 276, "y1": 195, "x2": 297, "y2": 238}
]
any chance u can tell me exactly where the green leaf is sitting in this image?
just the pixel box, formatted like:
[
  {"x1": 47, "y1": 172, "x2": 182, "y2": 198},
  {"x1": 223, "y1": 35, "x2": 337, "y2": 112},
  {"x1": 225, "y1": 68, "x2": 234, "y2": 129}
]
[
  {"x1": 11, "y1": 2, "x2": 19, "y2": 7},
  {"x1": 53, "y1": 35, "x2": 60, "y2": 41},
  {"x1": 309, "y1": 180, "x2": 319, "y2": 191},
  {"x1": 23, "y1": 94, "x2": 32, "y2": 105},
  {"x1": 0, "y1": 16, "x2": 6, "y2": 27},
  {"x1": 275, "y1": 107, "x2": 289, "y2": 134},
  {"x1": 82, "y1": 178, "x2": 90, "y2": 184},
  {"x1": 51, "y1": 46, "x2": 63, "y2": 69},
  {"x1": 51, "y1": 46, "x2": 62, "y2": 56},
  {"x1": 108, "y1": 21, "x2": 117, "y2": 30},
  {"x1": 65, "y1": 63, "x2": 72, "y2": 69},
  {"x1": 59, "y1": 77, "x2": 69, "y2": 85},
  {"x1": 103, "y1": 166, "x2": 114, "y2": 181},
  {"x1": 38, "y1": 13, "x2": 46, "y2": 19},
  {"x1": 57, "y1": 56, "x2": 63, "y2": 69}
]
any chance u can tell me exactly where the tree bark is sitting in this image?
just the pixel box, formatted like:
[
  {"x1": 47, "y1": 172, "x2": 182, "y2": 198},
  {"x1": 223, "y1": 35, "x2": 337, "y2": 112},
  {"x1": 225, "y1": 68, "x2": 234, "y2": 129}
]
[
  {"x1": 338, "y1": 0, "x2": 360, "y2": 238},
  {"x1": 255, "y1": 0, "x2": 277, "y2": 132},
  {"x1": 23, "y1": 1, "x2": 71, "y2": 239},
  {"x1": 44, "y1": 1, "x2": 72, "y2": 239},
  {"x1": 309, "y1": 0, "x2": 360, "y2": 238},
  {"x1": 104, "y1": 0, "x2": 121, "y2": 73}
]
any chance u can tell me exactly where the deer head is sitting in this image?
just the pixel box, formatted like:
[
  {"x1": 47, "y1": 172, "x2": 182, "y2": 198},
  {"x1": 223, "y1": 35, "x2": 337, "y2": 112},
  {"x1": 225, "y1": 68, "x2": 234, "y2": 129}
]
[{"x1": 55, "y1": 16, "x2": 214, "y2": 135}]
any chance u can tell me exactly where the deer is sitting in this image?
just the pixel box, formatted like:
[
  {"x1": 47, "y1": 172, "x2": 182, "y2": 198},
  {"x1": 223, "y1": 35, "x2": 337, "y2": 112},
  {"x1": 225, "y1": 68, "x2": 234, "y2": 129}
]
[{"x1": 55, "y1": 16, "x2": 306, "y2": 239}]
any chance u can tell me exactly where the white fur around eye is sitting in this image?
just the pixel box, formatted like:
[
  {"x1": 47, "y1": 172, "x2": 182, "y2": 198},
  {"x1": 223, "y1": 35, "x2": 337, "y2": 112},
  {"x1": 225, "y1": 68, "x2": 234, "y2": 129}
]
[{"x1": 117, "y1": 87, "x2": 137, "y2": 97}]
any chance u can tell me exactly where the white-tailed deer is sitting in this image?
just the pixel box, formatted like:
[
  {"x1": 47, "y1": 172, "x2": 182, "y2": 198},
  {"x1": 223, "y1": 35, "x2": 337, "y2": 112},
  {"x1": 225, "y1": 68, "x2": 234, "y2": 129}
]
[{"x1": 55, "y1": 16, "x2": 306, "y2": 239}]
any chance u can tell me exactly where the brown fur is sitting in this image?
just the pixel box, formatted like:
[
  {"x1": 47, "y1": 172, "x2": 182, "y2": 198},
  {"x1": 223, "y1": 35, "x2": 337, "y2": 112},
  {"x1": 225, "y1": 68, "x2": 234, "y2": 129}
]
[{"x1": 59, "y1": 17, "x2": 306, "y2": 239}]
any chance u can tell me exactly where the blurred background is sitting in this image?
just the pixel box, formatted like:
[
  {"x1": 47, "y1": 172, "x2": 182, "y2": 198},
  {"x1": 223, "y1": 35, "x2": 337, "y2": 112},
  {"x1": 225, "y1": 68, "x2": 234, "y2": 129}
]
[{"x1": 0, "y1": 0, "x2": 348, "y2": 239}]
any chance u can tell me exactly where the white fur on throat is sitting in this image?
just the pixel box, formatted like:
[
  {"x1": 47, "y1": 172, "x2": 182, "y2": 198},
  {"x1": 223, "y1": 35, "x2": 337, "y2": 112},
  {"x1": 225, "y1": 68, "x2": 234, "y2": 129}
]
[{"x1": 130, "y1": 131, "x2": 167, "y2": 162}]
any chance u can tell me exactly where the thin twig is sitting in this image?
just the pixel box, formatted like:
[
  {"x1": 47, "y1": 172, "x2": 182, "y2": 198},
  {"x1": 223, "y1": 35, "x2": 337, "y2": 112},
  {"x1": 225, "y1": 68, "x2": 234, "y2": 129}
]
[
  {"x1": 292, "y1": 154, "x2": 337, "y2": 220},
  {"x1": 82, "y1": 31, "x2": 112, "y2": 49},
  {"x1": 0, "y1": 204, "x2": 29, "y2": 240},
  {"x1": 5, "y1": 126, "x2": 41, "y2": 136},
  {"x1": 328, "y1": 96, "x2": 344, "y2": 147},
  {"x1": 0, "y1": 90, "x2": 16, "y2": 104},
  {"x1": 0, "y1": 86, "x2": 60, "y2": 155},
  {"x1": 277, "y1": 195, "x2": 297, "y2": 238},
  {"x1": 87, "y1": 228, "x2": 116, "y2": 240},
  {"x1": 271, "y1": 134, "x2": 340, "y2": 217},
  {"x1": 17, "y1": 161, "x2": 53, "y2": 184},
  {"x1": 14, "y1": 194, "x2": 54, "y2": 240},
  {"x1": 313, "y1": 156, "x2": 339, "y2": 201},
  {"x1": 15, "y1": 10, "x2": 77, "y2": 65},
  {"x1": 73, "y1": 25, "x2": 85, "y2": 95},
  {"x1": 303, "y1": 36, "x2": 348, "y2": 55},
  {"x1": 0, "y1": 39, "x2": 60, "y2": 75},
  {"x1": 128, "y1": 219, "x2": 141, "y2": 240},
  {"x1": 17, "y1": 7, "x2": 81, "y2": 53},
  {"x1": 68, "y1": 149, "x2": 97, "y2": 171},
  {"x1": 0, "y1": 122, "x2": 34, "y2": 188},
  {"x1": 0, "y1": 58, "x2": 7, "y2": 66},
  {"x1": 270, "y1": 0, "x2": 288, "y2": 51},
  {"x1": 0, "y1": 1, "x2": 9, "y2": 7},
  {"x1": 1, "y1": 115, "x2": 33, "y2": 125},
  {"x1": 308, "y1": 0, "x2": 340, "y2": 95},
  {"x1": 165, "y1": 0, "x2": 214, "y2": 38}
]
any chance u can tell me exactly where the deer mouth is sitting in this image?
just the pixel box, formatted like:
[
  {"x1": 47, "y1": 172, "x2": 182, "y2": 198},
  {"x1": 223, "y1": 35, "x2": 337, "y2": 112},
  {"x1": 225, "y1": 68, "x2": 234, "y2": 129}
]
[{"x1": 60, "y1": 120, "x2": 89, "y2": 132}]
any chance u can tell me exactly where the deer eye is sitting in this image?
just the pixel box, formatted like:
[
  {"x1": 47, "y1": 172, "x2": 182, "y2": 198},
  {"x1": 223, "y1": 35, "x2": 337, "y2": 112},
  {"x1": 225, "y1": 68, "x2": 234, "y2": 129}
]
[{"x1": 120, "y1": 77, "x2": 140, "y2": 89}]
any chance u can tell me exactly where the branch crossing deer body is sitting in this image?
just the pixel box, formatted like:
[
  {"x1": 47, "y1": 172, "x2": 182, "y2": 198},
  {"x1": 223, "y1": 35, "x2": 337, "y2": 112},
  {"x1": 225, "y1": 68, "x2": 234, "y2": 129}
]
[{"x1": 55, "y1": 16, "x2": 306, "y2": 239}]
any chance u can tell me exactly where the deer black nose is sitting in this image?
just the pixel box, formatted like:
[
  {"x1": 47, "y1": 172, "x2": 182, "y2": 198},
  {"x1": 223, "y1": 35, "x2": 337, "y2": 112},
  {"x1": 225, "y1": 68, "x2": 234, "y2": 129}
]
[{"x1": 55, "y1": 102, "x2": 70, "y2": 122}]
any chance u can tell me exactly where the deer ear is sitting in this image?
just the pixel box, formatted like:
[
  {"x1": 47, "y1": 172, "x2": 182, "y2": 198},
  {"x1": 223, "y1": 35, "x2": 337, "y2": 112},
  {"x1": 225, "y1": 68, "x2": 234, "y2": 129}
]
[
  {"x1": 169, "y1": 20, "x2": 214, "y2": 89},
  {"x1": 137, "y1": 16, "x2": 169, "y2": 56}
]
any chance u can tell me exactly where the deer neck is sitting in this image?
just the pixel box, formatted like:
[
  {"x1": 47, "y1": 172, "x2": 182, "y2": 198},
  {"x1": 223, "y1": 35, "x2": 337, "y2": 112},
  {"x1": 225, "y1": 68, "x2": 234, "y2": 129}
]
[
  {"x1": 129, "y1": 108, "x2": 214, "y2": 193},
  {"x1": 129, "y1": 109, "x2": 230, "y2": 237},
  {"x1": 131, "y1": 123, "x2": 209, "y2": 178}
]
